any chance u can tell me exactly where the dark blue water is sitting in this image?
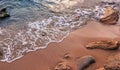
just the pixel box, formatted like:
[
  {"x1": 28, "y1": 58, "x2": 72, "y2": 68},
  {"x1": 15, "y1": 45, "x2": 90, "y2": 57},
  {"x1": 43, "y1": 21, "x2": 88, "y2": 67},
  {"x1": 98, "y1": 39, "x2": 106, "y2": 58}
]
[{"x1": 0, "y1": 0, "x2": 53, "y2": 25}]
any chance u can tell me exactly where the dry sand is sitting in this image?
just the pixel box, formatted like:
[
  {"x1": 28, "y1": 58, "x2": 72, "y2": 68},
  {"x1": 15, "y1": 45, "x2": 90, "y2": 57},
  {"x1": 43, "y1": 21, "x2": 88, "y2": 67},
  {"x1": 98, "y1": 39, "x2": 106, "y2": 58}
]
[{"x1": 0, "y1": 20, "x2": 120, "y2": 70}]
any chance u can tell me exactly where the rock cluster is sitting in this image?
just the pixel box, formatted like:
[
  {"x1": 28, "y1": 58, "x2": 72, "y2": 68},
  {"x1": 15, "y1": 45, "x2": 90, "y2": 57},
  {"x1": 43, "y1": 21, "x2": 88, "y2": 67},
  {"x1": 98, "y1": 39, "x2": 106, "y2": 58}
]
[
  {"x1": 85, "y1": 40, "x2": 120, "y2": 50},
  {"x1": 99, "y1": 6, "x2": 119, "y2": 25},
  {"x1": 104, "y1": 53, "x2": 120, "y2": 70},
  {"x1": 0, "y1": 8, "x2": 10, "y2": 19},
  {"x1": 54, "y1": 62, "x2": 71, "y2": 70}
]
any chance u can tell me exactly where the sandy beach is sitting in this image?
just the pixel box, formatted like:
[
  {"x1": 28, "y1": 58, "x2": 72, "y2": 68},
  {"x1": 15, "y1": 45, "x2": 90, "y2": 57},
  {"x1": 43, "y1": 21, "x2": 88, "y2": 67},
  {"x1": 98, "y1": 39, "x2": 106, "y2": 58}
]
[
  {"x1": 0, "y1": 0, "x2": 120, "y2": 70},
  {"x1": 0, "y1": 20, "x2": 119, "y2": 70}
]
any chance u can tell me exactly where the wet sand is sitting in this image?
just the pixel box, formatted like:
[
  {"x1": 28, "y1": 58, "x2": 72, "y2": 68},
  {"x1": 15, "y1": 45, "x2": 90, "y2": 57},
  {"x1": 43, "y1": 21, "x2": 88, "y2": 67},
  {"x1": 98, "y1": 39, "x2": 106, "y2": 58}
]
[{"x1": 0, "y1": 20, "x2": 119, "y2": 70}]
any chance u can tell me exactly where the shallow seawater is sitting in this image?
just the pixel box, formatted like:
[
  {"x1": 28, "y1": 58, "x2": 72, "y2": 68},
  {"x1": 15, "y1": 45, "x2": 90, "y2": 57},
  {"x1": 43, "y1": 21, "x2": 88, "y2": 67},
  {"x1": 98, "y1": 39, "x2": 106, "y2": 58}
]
[{"x1": 0, "y1": 0, "x2": 119, "y2": 63}]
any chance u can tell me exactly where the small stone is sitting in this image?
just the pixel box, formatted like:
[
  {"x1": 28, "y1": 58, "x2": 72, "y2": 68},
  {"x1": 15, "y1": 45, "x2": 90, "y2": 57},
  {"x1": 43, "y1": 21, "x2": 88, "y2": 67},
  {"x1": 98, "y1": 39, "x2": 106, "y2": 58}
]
[
  {"x1": 104, "y1": 53, "x2": 120, "y2": 70},
  {"x1": 0, "y1": 8, "x2": 10, "y2": 19},
  {"x1": 99, "y1": 6, "x2": 119, "y2": 25},
  {"x1": 72, "y1": 15, "x2": 80, "y2": 22},
  {"x1": 64, "y1": 53, "x2": 71, "y2": 59},
  {"x1": 54, "y1": 62, "x2": 71, "y2": 70},
  {"x1": 41, "y1": 31, "x2": 47, "y2": 36},
  {"x1": 85, "y1": 40, "x2": 120, "y2": 50},
  {"x1": 78, "y1": 55, "x2": 95, "y2": 70}
]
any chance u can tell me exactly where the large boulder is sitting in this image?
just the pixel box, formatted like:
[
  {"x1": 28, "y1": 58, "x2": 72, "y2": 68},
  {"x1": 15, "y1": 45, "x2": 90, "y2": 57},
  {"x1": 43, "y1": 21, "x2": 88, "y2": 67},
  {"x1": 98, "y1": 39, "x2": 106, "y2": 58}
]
[
  {"x1": 104, "y1": 53, "x2": 120, "y2": 70},
  {"x1": 85, "y1": 40, "x2": 120, "y2": 50},
  {"x1": 99, "y1": 6, "x2": 119, "y2": 25}
]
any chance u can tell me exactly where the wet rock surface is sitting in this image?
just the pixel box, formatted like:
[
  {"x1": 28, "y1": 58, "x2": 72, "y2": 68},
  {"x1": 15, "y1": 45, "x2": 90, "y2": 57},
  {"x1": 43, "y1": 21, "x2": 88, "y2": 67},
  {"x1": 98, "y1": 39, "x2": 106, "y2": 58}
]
[
  {"x1": 85, "y1": 40, "x2": 120, "y2": 50},
  {"x1": 99, "y1": 6, "x2": 119, "y2": 25},
  {"x1": 0, "y1": 8, "x2": 10, "y2": 19},
  {"x1": 104, "y1": 53, "x2": 120, "y2": 70},
  {"x1": 0, "y1": 49, "x2": 3, "y2": 60},
  {"x1": 78, "y1": 55, "x2": 95, "y2": 70}
]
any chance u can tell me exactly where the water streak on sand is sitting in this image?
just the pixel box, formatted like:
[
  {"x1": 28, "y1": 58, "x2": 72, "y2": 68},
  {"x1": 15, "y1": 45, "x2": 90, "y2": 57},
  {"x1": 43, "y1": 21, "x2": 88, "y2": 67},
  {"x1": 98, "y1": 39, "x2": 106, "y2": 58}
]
[{"x1": 0, "y1": 0, "x2": 119, "y2": 63}]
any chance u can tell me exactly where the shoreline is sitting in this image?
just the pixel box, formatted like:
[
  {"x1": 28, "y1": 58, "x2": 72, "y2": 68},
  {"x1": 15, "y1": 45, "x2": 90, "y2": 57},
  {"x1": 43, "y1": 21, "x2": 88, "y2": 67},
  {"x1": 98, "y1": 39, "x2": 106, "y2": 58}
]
[{"x1": 0, "y1": 21, "x2": 119, "y2": 70}]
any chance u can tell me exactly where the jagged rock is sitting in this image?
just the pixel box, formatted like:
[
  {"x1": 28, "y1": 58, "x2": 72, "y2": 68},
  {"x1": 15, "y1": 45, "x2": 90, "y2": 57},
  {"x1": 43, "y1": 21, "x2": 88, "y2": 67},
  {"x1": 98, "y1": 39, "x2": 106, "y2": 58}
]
[
  {"x1": 96, "y1": 67, "x2": 105, "y2": 70},
  {"x1": 0, "y1": 8, "x2": 10, "y2": 19},
  {"x1": 54, "y1": 62, "x2": 71, "y2": 70},
  {"x1": 78, "y1": 55, "x2": 95, "y2": 70},
  {"x1": 85, "y1": 40, "x2": 120, "y2": 50},
  {"x1": 104, "y1": 53, "x2": 120, "y2": 70},
  {"x1": 99, "y1": 6, "x2": 119, "y2": 25}
]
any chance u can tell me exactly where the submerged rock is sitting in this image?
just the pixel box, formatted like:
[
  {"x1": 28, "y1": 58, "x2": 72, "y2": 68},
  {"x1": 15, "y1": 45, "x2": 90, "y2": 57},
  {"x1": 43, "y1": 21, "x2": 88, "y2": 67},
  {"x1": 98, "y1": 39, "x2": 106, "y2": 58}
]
[
  {"x1": 104, "y1": 53, "x2": 120, "y2": 70},
  {"x1": 99, "y1": 6, "x2": 119, "y2": 25},
  {"x1": 0, "y1": 8, "x2": 10, "y2": 19},
  {"x1": 85, "y1": 40, "x2": 120, "y2": 50},
  {"x1": 78, "y1": 55, "x2": 95, "y2": 70}
]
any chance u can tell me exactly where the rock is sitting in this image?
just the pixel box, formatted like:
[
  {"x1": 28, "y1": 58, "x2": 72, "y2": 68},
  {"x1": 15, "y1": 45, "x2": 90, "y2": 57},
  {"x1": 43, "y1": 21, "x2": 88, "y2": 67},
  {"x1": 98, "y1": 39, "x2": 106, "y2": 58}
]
[
  {"x1": 99, "y1": 6, "x2": 119, "y2": 25},
  {"x1": 72, "y1": 15, "x2": 80, "y2": 22},
  {"x1": 104, "y1": 53, "x2": 120, "y2": 70},
  {"x1": 54, "y1": 62, "x2": 71, "y2": 70},
  {"x1": 0, "y1": 8, "x2": 10, "y2": 19},
  {"x1": 96, "y1": 67, "x2": 105, "y2": 70},
  {"x1": 85, "y1": 40, "x2": 120, "y2": 50},
  {"x1": 63, "y1": 53, "x2": 71, "y2": 59},
  {"x1": 78, "y1": 55, "x2": 95, "y2": 70},
  {"x1": 0, "y1": 49, "x2": 4, "y2": 60}
]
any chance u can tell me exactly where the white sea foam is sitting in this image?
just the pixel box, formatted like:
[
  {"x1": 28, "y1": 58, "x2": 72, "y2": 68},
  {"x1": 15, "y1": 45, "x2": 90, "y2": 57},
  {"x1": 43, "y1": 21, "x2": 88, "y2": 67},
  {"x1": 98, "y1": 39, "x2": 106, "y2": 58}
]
[
  {"x1": 42, "y1": 0, "x2": 83, "y2": 12},
  {"x1": 0, "y1": 1, "x2": 119, "y2": 63},
  {"x1": 102, "y1": 0, "x2": 120, "y2": 3}
]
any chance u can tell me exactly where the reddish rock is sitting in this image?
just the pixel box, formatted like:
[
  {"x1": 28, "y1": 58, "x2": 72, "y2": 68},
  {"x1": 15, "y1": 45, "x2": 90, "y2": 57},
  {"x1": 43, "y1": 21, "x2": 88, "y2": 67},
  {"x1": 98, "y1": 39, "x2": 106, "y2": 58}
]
[
  {"x1": 86, "y1": 40, "x2": 120, "y2": 50},
  {"x1": 96, "y1": 67, "x2": 105, "y2": 70},
  {"x1": 54, "y1": 62, "x2": 71, "y2": 70},
  {"x1": 104, "y1": 53, "x2": 120, "y2": 70},
  {"x1": 99, "y1": 6, "x2": 119, "y2": 25},
  {"x1": 63, "y1": 53, "x2": 71, "y2": 59}
]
